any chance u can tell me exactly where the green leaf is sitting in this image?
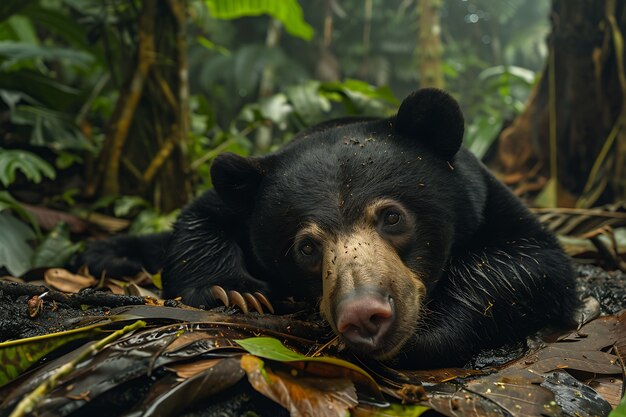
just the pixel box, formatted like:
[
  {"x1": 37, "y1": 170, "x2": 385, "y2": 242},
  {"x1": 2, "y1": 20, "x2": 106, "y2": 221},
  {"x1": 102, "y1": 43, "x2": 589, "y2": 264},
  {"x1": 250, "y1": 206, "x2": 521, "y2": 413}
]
[
  {"x1": 465, "y1": 115, "x2": 502, "y2": 159},
  {"x1": 236, "y1": 337, "x2": 379, "y2": 389},
  {"x1": 0, "y1": 147, "x2": 55, "y2": 187},
  {"x1": 20, "y1": 4, "x2": 92, "y2": 50},
  {"x1": 357, "y1": 403, "x2": 430, "y2": 417},
  {"x1": 260, "y1": 93, "x2": 293, "y2": 127},
  {"x1": 0, "y1": 323, "x2": 107, "y2": 387},
  {"x1": 0, "y1": 41, "x2": 93, "y2": 69},
  {"x1": 609, "y1": 393, "x2": 626, "y2": 417},
  {"x1": 205, "y1": 0, "x2": 314, "y2": 41},
  {"x1": 129, "y1": 209, "x2": 179, "y2": 235},
  {"x1": 0, "y1": 191, "x2": 40, "y2": 236},
  {"x1": 286, "y1": 81, "x2": 331, "y2": 126},
  {"x1": 5, "y1": 15, "x2": 37, "y2": 43},
  {"x1": 535, "y1": 178, "x2": 558, "y2": 208},
  {"x1": 114, "y1": 195, "x2": 149, "y2": 218},
  {"x1": 0, "y1": 70, "x2": 81, "y2": 110},
  {"x1": 0, "y1": 211, "x2": 35, "y2": 276},
  {"x1": 9, "y1": 105, "x2": 92, "y2": 151},
  {"x1": 31, "y1": 222, "x2": 82, "y2": 268},
  {"x1": 55, "y1": 151, "x2": 83, "y2": 169}
]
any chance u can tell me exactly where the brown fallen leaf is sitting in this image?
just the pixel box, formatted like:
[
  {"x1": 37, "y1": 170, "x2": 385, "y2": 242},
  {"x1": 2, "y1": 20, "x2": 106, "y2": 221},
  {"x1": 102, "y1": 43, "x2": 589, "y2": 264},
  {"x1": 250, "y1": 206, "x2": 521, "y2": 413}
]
[
  {"x1": 22, "y1": 203, "x2": 89, "y2": 234},
  {"x1": 125, "y1": 282, "x2": 161, "y2": 299},
  {"x1": 527, "y1": 345, "x2": 622, "y2": 375},
  {"x1": 102, "y1": 278, "x2": 125, "y2": 295},
  {"x1": 241, "y1": 354, "x2": 358, "y2": 417},
  {"x1": 167, "y1": 359, "x2": 222, "y2": 378},
  {"x1": 82, "y1": 211, "x2": 130, "y2": 233},
  {"x1": 587, "y1": 376, "x2": 624, "y2": 408},
  {"x1": 467, "y1": 372, "x2": 560, "y2": 417},
  {"x1": 44, "y1": 268, "x2": 97, "y2": 293}
]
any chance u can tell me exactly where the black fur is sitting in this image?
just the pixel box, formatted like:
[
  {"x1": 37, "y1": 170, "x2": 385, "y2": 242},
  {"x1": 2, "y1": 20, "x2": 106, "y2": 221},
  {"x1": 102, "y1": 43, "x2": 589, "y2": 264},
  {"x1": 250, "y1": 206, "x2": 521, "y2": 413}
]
[{"x1": 78, "y1": 89, "x2": 578, "y2": 368}]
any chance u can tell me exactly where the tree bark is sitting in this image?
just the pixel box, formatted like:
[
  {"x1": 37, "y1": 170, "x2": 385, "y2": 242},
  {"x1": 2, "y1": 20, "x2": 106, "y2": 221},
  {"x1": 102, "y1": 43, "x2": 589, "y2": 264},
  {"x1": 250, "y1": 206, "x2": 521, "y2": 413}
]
[
  {"x1": 494, "y1": 0, "x2": 626, "y2": 207},
  {"x1": 417, "y1": 0, "x2": 444, "y2": 89},
  {"x1": 86, "y1": 0, "x2": 192, "y2": 212}
]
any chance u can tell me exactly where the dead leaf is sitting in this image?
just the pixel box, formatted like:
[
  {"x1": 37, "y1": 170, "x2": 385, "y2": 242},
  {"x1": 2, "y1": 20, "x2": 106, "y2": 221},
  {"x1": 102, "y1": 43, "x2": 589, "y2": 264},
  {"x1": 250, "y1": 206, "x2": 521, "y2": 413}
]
[
  {"x1": 425, "y1": 385, "x2": 510, "y2": 417},
  {"x1": 241, "y1": 354, "x2": 358, "y2": 417},
  {"x1": 467, "y1": 373, "x2": 560, "y2": 417},
  {"x1": 527, "y1": 345, "x2": 622, "y2": 374},
  {"x1": 540, "y1": 371, "x2": 612, "y2": 417},
  {"x1": 22, "y1": 203, "x2": 88, "y2": 234},
  {"x1": 125, "y1": 282, "x2": 160, "y2": 299},
  {"x1": 102, "y1": 278, "x2": 125, "y2": 295},
  {"x1": 81, "y1": 211, "x2": 130, "y2": 233},
  {"x1": 0, "y1": 276, "x2": 25, "y2": 284},
  {"x1": 167, "y1": 359, "x2": 222, "y2": 378},
  {"x1": 532, "y1": 203, "x2": 626, "y2": 237},
  {"x1": 587, "y1": 376, "x2": 624, "y2": 408},
  {"x1": 44, "y1": 268, "x2": 97, "y2": 293}
]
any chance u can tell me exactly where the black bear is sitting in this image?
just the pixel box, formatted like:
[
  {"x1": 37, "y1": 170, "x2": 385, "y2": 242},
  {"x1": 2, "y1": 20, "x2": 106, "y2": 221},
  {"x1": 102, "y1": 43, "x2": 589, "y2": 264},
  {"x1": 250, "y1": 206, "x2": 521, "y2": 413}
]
[{"x1": 81, "y1": 89, "x2": 578, "y2": 368}]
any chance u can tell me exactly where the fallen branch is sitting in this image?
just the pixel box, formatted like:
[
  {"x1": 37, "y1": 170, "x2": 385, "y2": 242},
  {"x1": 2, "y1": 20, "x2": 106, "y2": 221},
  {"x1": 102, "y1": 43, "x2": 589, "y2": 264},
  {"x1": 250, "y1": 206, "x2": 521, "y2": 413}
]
[{"x1": 0, "y1": 281, "x2": 150, "y2": 308}]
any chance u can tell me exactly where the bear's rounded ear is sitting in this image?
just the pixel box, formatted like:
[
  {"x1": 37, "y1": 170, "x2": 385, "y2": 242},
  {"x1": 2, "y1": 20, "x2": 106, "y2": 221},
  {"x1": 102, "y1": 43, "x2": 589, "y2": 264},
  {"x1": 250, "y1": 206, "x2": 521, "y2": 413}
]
[
  {"x1": 394, "y1": 88, "x2": 464, "y2": 159},
  {"x1": 211, "y1": 153, "x2": 264, "y2": 211}
]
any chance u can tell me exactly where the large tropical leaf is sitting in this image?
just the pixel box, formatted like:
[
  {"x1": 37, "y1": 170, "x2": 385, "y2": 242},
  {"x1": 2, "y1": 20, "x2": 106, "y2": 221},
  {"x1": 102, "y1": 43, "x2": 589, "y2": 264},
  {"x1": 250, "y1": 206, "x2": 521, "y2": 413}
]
[
  {"x1": 0, "y1": 41, "x2": 93, "y2": 69},
  {"x1": 205, "y1": 0, "x2": 314, "y2": 41},
  {"x1": 0, "y1": 212, "x2": 35, "y2": 276},
  {"x1": 0, "y1": 70, "x2": 81, "y2": 110}
]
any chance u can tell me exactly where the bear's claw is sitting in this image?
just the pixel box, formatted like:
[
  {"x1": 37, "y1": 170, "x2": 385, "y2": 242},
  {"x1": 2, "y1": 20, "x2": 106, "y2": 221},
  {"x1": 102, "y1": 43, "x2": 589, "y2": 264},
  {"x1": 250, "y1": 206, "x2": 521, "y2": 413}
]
[
  {"x1": 209, "y1": 285, "x2": 274, "y2": 314},
  {"x1": 253, "y1": 291, "x2": 274, "y2": 314},
  {"x1": 209, "y1": 285, "x2": 230, "y2": 307}
]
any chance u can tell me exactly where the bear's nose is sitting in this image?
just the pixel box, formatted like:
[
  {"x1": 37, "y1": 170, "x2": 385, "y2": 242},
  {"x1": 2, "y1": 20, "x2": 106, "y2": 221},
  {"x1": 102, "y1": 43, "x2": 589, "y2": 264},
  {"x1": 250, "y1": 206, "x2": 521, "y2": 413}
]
[{"x1": 335, "y1": 293, "x2": 394, "y2": 350}]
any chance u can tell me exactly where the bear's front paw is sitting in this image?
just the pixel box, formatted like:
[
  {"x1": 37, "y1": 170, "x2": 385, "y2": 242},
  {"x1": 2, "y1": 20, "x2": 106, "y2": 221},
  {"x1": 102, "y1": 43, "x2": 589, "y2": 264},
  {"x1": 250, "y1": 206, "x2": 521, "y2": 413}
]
[{"x1": 210, "y1": 285, "x2": 274, "y2": 314}]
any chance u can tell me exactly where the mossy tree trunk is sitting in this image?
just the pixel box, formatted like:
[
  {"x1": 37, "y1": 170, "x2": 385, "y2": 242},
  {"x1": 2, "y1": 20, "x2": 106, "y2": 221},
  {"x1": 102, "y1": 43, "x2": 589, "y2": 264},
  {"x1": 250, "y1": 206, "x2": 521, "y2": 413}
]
[
  {"x1": 495, "y1": 0, "x2": 626, "y2": 207},
  {"x1": 417, "y1": 0, "x2": 444, "y2": 89},
  {"x1": 87, "y1": 0, "x2": 192, "y2": 212}
]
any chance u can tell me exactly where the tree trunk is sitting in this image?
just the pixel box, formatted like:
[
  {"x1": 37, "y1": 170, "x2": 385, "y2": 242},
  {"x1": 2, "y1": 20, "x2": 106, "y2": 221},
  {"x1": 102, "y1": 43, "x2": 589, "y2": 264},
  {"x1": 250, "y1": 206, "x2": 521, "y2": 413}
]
[
  {"x1": 494, "y1": 0, "x2": 626, "y2": 207},
  {"x1": 254, "y1": 19, "x2": 282, "y2": 153},
  {"x1": 87, "y1": 0, "x2": 192, "y2": 212},
  {"x1": 417, "y1": 0, "x2": 444, "y2": 89}
]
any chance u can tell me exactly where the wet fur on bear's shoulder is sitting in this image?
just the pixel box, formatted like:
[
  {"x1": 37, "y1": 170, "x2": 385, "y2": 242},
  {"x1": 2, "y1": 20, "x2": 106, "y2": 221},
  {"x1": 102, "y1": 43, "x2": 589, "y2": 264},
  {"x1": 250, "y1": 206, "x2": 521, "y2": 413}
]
[{"x1": 78, "y1": 89, "x2": 579, "y2": 369}]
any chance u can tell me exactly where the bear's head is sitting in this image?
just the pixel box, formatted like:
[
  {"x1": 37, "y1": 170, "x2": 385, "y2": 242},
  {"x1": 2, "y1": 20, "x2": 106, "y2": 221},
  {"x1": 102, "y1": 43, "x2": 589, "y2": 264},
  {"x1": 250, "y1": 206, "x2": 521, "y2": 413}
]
[{"x1": 211, "y1": 89, "x2": 472, "y2": 360}]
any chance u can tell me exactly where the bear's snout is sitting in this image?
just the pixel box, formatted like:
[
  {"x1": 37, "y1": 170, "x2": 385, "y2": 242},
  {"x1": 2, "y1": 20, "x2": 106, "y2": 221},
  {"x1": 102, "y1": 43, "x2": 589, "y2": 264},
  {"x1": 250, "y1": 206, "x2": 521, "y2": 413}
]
[{"x1": 335, "y1": 291, "x2": 394, "y2": 350}]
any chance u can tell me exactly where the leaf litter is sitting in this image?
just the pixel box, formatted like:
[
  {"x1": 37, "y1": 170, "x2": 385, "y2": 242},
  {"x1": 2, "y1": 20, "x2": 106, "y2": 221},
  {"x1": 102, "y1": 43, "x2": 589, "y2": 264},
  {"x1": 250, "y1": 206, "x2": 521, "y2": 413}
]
[{"x1": 0, "y1": 261, "x2": 624, "y2": 416}]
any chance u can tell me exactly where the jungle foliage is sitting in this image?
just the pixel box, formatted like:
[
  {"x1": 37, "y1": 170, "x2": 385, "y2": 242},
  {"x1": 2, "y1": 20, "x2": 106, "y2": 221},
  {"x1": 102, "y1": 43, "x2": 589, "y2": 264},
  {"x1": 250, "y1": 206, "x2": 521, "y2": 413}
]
[{"x1": 0, "y1": 0, "x2": 623, "y2": 278}]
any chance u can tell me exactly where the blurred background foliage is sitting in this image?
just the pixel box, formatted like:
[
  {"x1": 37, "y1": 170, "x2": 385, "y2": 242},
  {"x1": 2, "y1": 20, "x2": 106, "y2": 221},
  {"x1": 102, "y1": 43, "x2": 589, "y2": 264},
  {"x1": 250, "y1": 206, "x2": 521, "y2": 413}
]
[{"x1": 0, "y1": 0, "x2": 623, "y2": 276}]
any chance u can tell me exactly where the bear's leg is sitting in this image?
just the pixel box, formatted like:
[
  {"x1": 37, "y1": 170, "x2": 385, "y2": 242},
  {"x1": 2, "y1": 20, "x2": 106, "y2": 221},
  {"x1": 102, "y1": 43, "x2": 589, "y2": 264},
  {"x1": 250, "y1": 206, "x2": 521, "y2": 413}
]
[
  {"x1": 162, "y1": 189, "x2": 273, "y2": 312},
  {"x1": 75, "y1": 232, "x2": 171, "y2": 277},
  {"x1": 399, "y1": 233, "x2": 578, "y2": 369}
]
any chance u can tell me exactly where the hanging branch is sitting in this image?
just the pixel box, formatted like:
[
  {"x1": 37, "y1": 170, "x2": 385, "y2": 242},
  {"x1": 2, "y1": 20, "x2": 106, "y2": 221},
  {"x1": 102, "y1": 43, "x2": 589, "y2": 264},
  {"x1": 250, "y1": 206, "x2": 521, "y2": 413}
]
[
  {"x1": 141, "y1": 68, "x2": 178, "y2": 184},
  {"x1": 142, "y1": 137, "x2": 176, "y2": 183}
]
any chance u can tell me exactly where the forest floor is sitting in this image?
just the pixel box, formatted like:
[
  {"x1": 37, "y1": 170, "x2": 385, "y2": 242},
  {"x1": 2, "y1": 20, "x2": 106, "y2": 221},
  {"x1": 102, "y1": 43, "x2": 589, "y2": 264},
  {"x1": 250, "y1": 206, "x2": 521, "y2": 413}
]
[{"x1": 0, "y1": 263, "x2": 624, "y2": 417}]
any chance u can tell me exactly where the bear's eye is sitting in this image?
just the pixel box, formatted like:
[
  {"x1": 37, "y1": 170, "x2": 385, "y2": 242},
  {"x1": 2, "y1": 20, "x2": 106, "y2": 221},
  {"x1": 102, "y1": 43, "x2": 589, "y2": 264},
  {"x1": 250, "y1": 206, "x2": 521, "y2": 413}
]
[
  {"x1": 383, "y1": 211, "x2": 401, "y2": 226},
  {"x1": 299, "y1": 240, "x2": 317, "y2": 256}
]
